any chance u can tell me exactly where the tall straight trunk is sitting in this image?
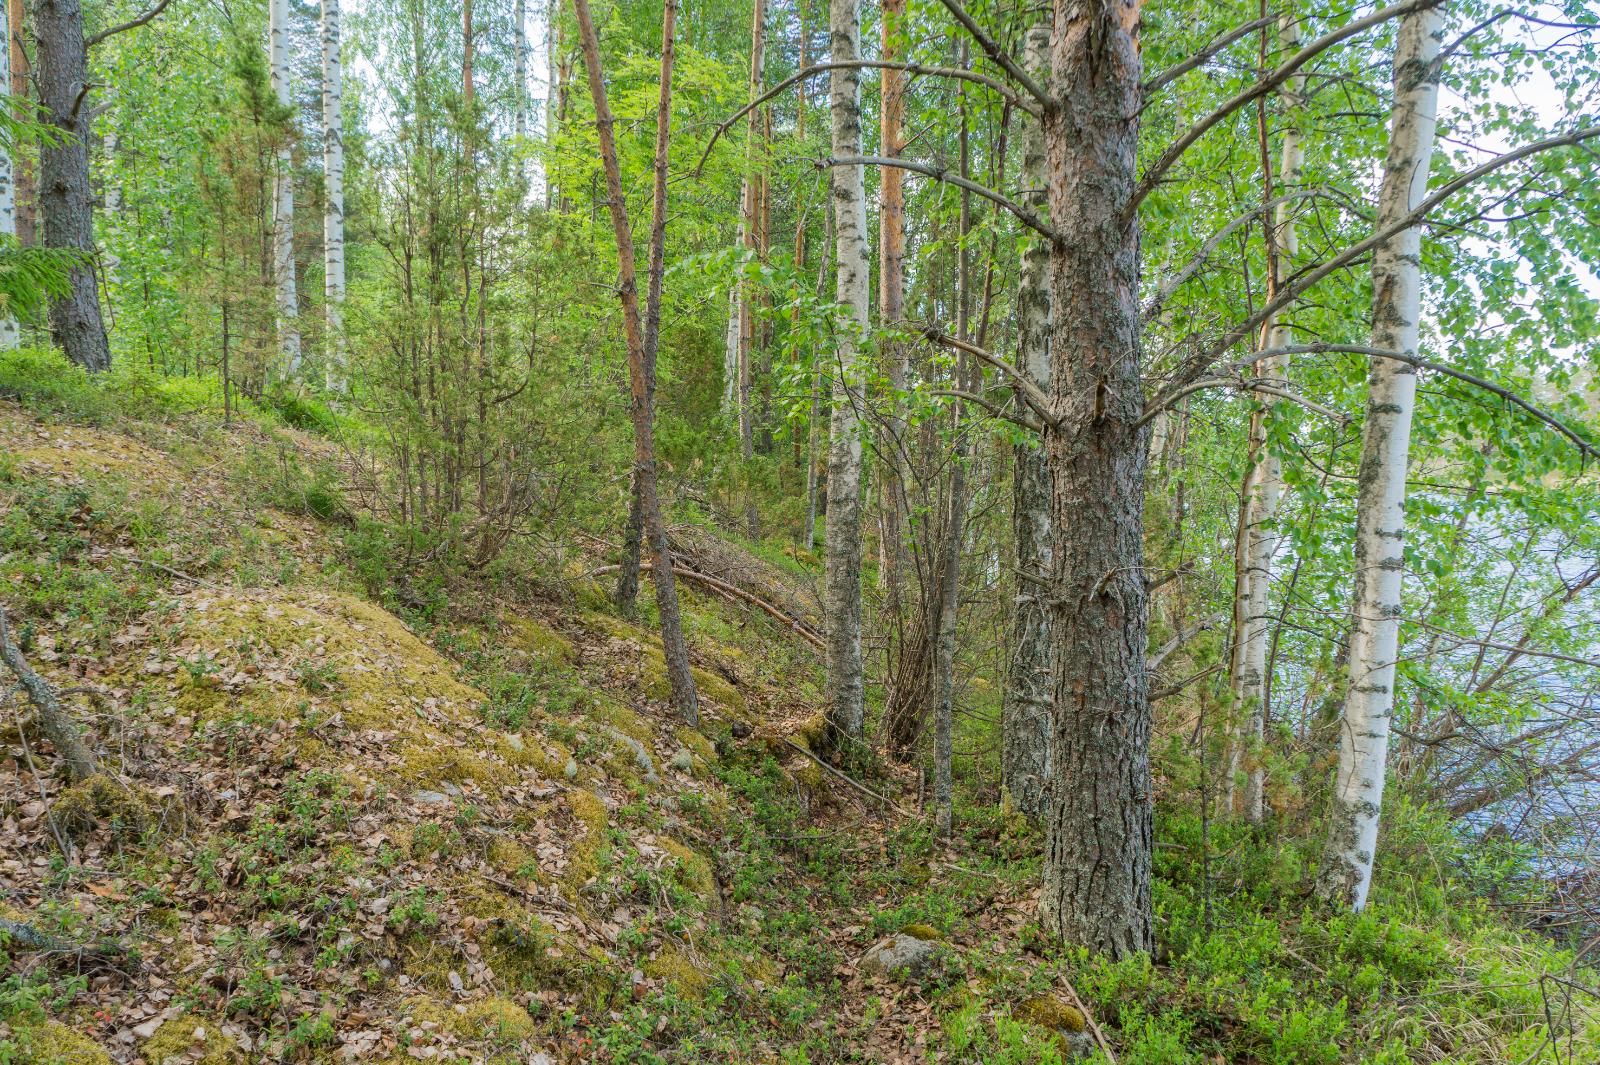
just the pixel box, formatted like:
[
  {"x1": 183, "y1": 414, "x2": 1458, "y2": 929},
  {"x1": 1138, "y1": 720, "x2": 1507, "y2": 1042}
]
[
  {"x1": 1001, "y1": 20, "x2": 1053, "y2": 821},
  {"x1": 0, "y1": 0, "x2": 17, "y2": 348},
  {"x1": 738, "y1": 0, "x2": 765, "y2": 537},
  {"x1": 822, "y1": 0, "x2": 868, "y2": 754},
  {"x1": 513, "y1": 0, "x2": 528, "y2": 138},
  {"x1": 463, "y1": 0, "x2": 474, "y2": 105},
  {"x1": 100, "y1": 90, "x2": 120, "y2": 291},
  {"x1": 878, "y1": 0, "x2": 908, "y2": 610},
  {"x1": 8, "y1": 0, "x2": 32, "y2": 247},
  {"x1": 802, "y1": 200, "x2": 832, "y2": 551},
  {"x1": 1040, "y1": 0, "x2": 1152, "y2": 960},
  {"x1": 269, "y1": 0, "x2": 301, "y2": 375},
  {"x1": 571, "y1": 0, "x2": 699, "y2": 725},
  {"x1": 322, "y1": 0, "x2": 346, "y2": 391},
  {"x1": 1316, "y1": 1, "x2": 1444, "y2": 912},
  {"x1": 31, "y1": 0, "x2": 109, "y2": 372},
  {"x1": 1232, "y1": 5, "x2": 1307, "y2": 824},
  {"x1": 932, "y1": 58, "x2": 973, "y2": 838}
]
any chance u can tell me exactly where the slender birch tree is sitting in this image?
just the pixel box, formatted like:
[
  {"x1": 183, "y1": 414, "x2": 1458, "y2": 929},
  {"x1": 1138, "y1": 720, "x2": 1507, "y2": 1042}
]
[
  {"x1": 571, "y1": 0, "x2": 700, "y2": 725},
  {"x1": 269, "y1": 0, "x2": 301, "y2": 375},
  {"x1": 513, "y1": 0, "x2": 528, "y2": 138},
  {"x1": 1000, "y1": 20, "x2": 1053, "y2": 821},
  {"x1": 1316, "y1": 0, "x2": 1446, "y2": 911},
  {"x1": 0, "y1": 1, "x2": 17, "y2": 349},
  {"x1": 822, "y1": 0, "x2": 869, "y2": 753},
  {"x1": 322, "y1": 0, "x2": 346, "y2": 391},
  {"x1": 1230, "y1": 5, "x2": 1307, "y2": 824}
]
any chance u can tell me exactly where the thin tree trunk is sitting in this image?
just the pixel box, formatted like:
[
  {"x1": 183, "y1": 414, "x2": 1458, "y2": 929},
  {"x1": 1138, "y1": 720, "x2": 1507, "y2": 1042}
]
[
  {"x1": 739, "y1": 0, "x2": 765, "y2": 537},
  {"x1": 269, "y1": 0, "x2": 301, "y2": 375},
  {"x1": 1039, "y1": 0, "x2": 1153, "y2": 961},
  {"x1": 822, "y1": 0, "x2": 868, "y2": 755},
  {"x1": 878, "y1": 0, "x2": 909, "y2": 614},
  {"x1": 1001, "y1": 20, "x2": 1053, "y2": 821},
  {"x1": 615, "y1": 472, "x2": 644, "y2": 614},
  {"x1": 571, "y1": 0, "x2": 699, "y2": 724},
  {"x1": 322, "y1": 0, "x2": 346, "y2": 391},
  {"x1": 31, "y1": 0, "x2": 109, "y2": 372},
  {"x1": 932, "y1": 53, "x2": 973, "y2": 839},
  {"x1": 513, "y1": 0, "x2": 528, "y2": 138},
  {"x1": 0, "y1": 0, "x2": 17, "y2": 348},
  {"x1": 9, "y1": 0, "x2": 32, "y2": 247},
  {"x1": 1316, "y1": 0, "x2": 1445, "y2": 912},
  {"x1": 1233, "y1": 5, "x2": 1307, "y2": 824},
  {"x1": 1, "y1": 603, "x2": 97, "y2": 782},
  {"x1": 463, "y1": 0, "x2": 474, "y2": 105}
]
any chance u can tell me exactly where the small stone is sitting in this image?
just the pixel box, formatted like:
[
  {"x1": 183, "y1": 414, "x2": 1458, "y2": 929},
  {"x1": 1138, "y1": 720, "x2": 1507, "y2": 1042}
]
[
  {"x1": 504, "y1": 733, "x2": 525, "y2": 751},
  {"x1": 132, "y1": 1020, "x2": 160, "y2": 1040},
  {"x1": 859, "y1": 932, "x2": 941, "y2": 980},
  {"x1": 410, "y1": 789, "x2": 451, "y2": 806}
]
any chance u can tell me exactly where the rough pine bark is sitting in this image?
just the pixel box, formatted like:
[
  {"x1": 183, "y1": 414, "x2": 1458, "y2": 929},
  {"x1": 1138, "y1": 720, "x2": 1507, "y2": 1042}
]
[
  {"x1": 1039, "y1": 0, "x2": 1153, "y2": 960},
  {"x1": 31, "y1": 0, "x2": 109, "y2": 372},
  {"x1": 322, "y1": 0, "x2": 346, "y2": 390},
  {"x1": 820, "y1": 0, "x2": 868, "y2": 754},
  {"x1": 1233, "y1": 5, "x2": 1307, "y2": 824},
  {"x1": 0, "y1": 1, "x2": 17, "y2": 348},
  {"x1": 269, "y1": 0, "x2": 302, "y2": 375},
  {"x1": 1001, "y1": 20, "x2": 1054, "y2": 820},
  {"x1": 571, "y1": 0, "x2": 700, "y2": 725},
  {"x1": 1316, "y1": 0, "x2": 1445, "y2": 912}
]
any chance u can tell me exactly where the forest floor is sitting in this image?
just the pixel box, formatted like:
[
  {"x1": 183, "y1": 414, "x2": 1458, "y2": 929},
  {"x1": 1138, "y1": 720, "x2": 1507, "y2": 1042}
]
[{"x1": 1, "y1": 387, "x2": 1597, "y2": 1063}]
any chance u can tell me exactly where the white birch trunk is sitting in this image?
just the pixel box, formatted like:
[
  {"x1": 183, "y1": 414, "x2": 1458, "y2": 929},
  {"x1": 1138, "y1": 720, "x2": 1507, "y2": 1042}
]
[
  {"x1": 513, "y1": 0, "x2": 528, "y2": 138},
  {"x1": 271, "y1": 0, "x2": 302, "y2": 375},
  {"x1": 1316, "y1": 0, "x2": 1445, "y2": 911},
  {"x1": 823, "y1": 0, "x2": 868, "y2": 749},
  {"x1": 321, "y1": 0, "x2": 345, "y2": 391},
  {"x1": 101, "y1": 89, "x2": 122, "y2": 293},
  {"x1": 1235, "y1": 7, "x2": 1308, "y2": 823},
  {"x1": 0, "y1": 2, "x2": 17, "y2": 350}
]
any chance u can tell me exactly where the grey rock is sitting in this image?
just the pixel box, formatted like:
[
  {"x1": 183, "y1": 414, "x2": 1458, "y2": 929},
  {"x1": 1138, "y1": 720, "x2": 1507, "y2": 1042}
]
[
  {"x1": 859, "y1": 933, "x2": 941, "y2": 979},
  {"x1": 410, "y1": 789, "x2": 452, "y2": 806}
]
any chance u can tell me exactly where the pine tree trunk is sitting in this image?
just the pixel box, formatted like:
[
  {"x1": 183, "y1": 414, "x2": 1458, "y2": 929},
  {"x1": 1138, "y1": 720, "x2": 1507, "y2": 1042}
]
[
  {"x1": 1001, "y1": 20, "x2": 1053, "y2": 821},
  {"x1": 822, "y1": 0, "x2": 868, "y2": 754},
  {"x1": 0, "y1": 0, "x2": 17, "y2": 348},
  {"x1": 269, "y1": 0, "x2": 302, "y2": 375},
  {"x1": 322, "y1": 0, "x2": 346, "y2": 391},
  {"x1": 571, "y1": 0, "x2": 700, "y2": 725},
  {"x1": 1039, "y1": 0, "x2": 1153, "y2": 961},
  {"x1": 1316, "y1": 0, "x2": 1445, "y2": 912},
  {"x1": 31, "y1": 0, "x2": 109, "y2": 372}
]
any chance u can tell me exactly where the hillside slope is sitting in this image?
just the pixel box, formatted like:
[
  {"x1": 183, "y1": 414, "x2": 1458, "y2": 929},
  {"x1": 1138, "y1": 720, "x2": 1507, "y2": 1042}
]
[{"x1": 2, "y1": 397, "x2": 1597, "y2": 1064}]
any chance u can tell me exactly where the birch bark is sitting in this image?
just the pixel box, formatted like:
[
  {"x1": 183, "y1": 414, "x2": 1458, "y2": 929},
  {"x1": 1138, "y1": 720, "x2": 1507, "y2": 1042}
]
[
  {"x1": 1316, "y1": 0, "x2": 1445, "y2": 911},
  {"x1": 1233, "y1": 6, "x2": 1307, "y2": 823},
  {"x1": 823, "y1": 0, "x2": 868, "y2": 753},
  {"x1": 0, "y1": 1, "x2": 17, "y2": 349},
  {"x1": 322, "y1": 0, "x2": 346, "y2": 390},
  {"x1": 270, "y1": 0, "x2": 302, "y2": 375}
]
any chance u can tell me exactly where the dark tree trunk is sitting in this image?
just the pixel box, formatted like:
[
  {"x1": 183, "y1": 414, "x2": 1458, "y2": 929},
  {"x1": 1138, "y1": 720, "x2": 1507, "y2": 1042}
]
[
  {"x1": 1038, "y1": 0, "x2": 1154, "y2": 961},
  {"x1": 572, "y1": 0, "x2": 699, "y2": 725},
  {"x1": 31, "y1": 0, "x2": 109, "y2": 372}
]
